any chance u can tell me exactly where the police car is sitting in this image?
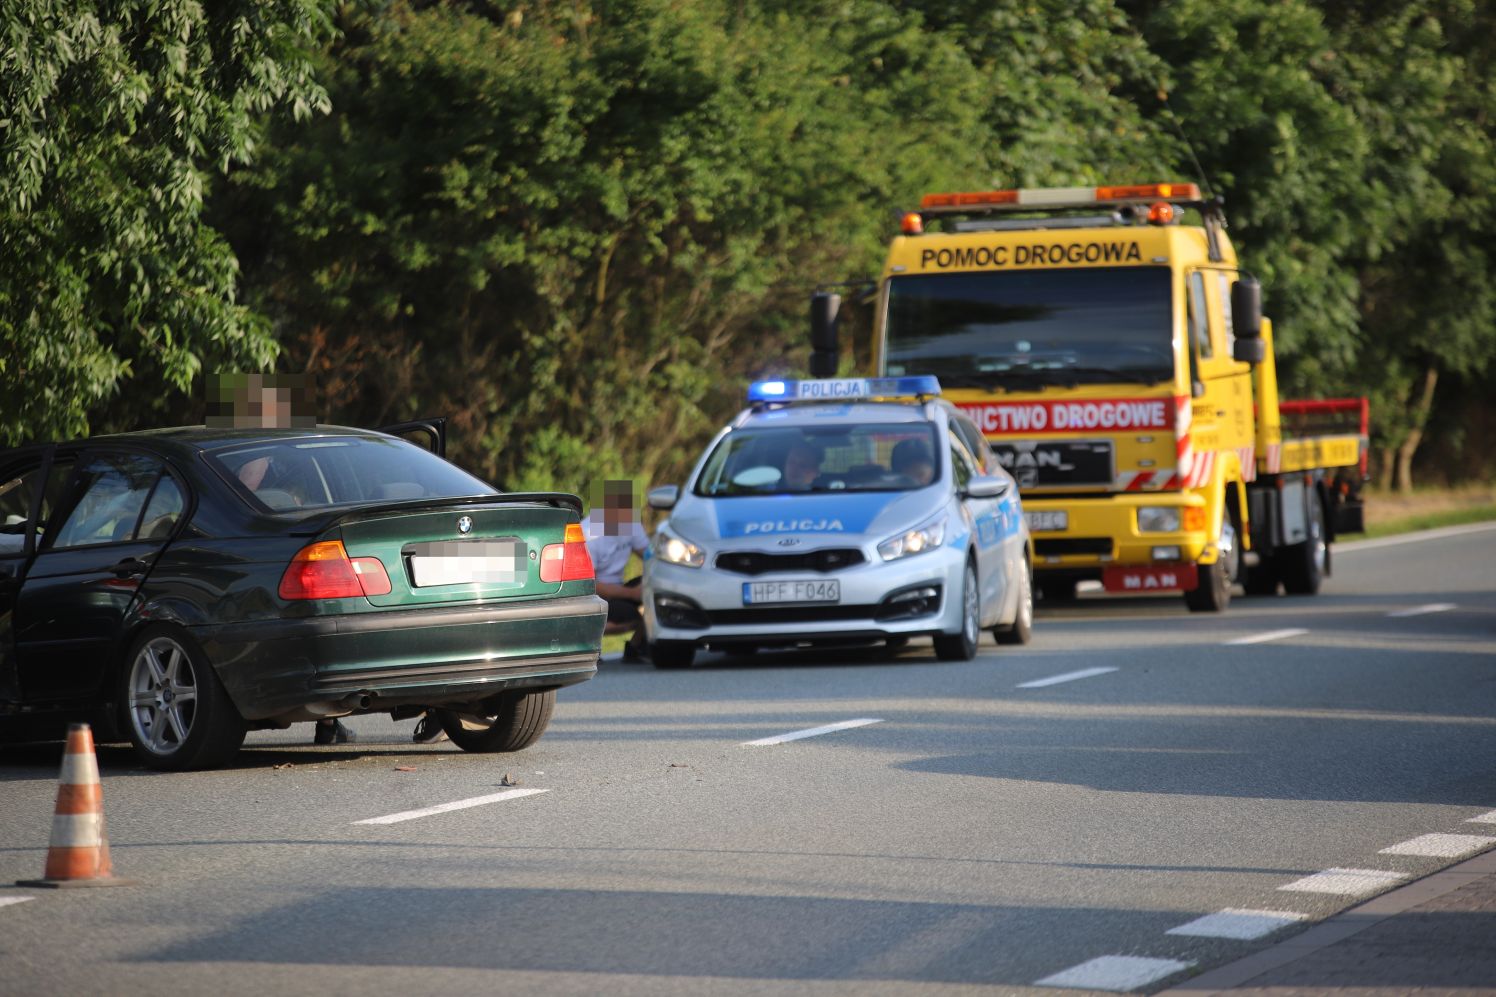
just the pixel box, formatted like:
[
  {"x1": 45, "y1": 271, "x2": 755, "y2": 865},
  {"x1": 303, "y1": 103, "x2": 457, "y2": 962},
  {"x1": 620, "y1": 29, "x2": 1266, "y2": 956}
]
[{"x1": 642, "y1": 376, "x2": 1033, "y2": 667}]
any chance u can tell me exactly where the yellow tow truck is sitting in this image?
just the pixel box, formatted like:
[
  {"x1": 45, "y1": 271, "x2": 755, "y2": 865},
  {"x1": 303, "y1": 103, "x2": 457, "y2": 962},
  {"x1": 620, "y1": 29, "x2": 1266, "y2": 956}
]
[{"x1": 810, "y1": 183, "x2": 1366, "y2": 611}]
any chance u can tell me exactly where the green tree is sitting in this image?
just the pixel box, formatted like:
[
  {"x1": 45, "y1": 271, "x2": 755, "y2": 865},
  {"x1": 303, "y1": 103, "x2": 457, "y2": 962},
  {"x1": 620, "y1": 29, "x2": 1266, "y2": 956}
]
[{"x1": 0, "y1": 0, "x2": 333, "y2": 443}]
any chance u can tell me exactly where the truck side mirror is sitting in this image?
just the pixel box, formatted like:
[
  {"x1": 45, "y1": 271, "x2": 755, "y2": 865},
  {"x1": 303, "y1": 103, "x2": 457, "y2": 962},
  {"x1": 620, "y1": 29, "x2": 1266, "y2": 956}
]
[
  {"x1": 1232, "y1": 338, "x2": 1266, "y2": 364},
  {"x1": 1231, "y1": 277, "x2": 1262, "y2": 340},
  {"x1": 810, "y1": 292, "x2": 841, "y2": 378}
]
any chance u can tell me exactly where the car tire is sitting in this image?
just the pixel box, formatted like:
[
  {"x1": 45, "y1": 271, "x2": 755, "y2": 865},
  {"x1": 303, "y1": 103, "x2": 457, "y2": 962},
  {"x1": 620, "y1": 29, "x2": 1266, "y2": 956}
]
[
  {"x1": 994, "y1": 560, "x2": 1033, "y2": 646},
  {"x1": 933, "y1": 561, "x2": 980, "y2": 661},
  {"x1": 1185, "y1": 511, "x2": 1240, "y2": 613},
  {"x1": 1280, "y1": 489, "x2": 1327, "y2": 595},
  {"x1": 437, "y1": 688, "x2": 555, "y2": 753},
  {"x1": 650, "y1": 640, "x2": 696, "y2": 669},
  {"x1": 120, "y1": 625, "x2": 246, "y2": 771}
]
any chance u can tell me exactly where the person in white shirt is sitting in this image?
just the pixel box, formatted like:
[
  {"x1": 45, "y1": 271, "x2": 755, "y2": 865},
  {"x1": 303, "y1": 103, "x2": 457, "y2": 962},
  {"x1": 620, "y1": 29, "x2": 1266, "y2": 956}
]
[{"x1": 583, "y1": 479, "x2": 651, "y2": 662}]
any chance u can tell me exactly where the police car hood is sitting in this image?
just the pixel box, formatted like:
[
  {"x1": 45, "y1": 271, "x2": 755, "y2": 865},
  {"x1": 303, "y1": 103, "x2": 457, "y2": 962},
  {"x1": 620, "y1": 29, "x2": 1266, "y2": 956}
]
[{"x1": 673, "y1": 489, "x2": 934, "y2": 547}]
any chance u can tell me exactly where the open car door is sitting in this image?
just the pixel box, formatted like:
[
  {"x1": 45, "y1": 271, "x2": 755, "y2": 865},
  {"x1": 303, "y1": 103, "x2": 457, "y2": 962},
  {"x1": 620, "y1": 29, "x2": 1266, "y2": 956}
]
[{"x1": 376, "y1": 418, "x2": 447, "y2": 459}]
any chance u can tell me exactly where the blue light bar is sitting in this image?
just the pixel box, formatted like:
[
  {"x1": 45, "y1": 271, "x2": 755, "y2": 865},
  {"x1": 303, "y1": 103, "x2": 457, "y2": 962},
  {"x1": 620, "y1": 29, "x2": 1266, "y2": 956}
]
[{"x1": 746, "y1": 376, "x2": 941, "y2": 403}]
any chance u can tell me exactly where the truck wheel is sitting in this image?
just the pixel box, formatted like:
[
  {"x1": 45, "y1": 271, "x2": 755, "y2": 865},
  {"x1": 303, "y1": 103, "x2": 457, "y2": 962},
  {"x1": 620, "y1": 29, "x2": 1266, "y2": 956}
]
[
  {"x1": 1185, "y1": 514, "x2": 1239, "y2": 613},
  {"x1": 1035, "y1": 578, "x2": 1077, "y2": 603},
  {"x1": 120, "y1": 626, "x2": 246, "y2": 771},
  {"x1": 1244, "y1": 561, "x2": 1280, "y2": 596},
  {"x1": 650, "y1": 640, "x2": 696, "y2": 669},
  {"x1": 934, "y1": 561, "x2": 980, "y2": 661},
  {"x1": 437, "y1": 689, "x2": 555, "y2": 752},
  {"x1": 1280, "y1": 490, "x2": 1327, "y2": 595},
  {"x1": 994, "y1": 560, "x2": 1033, "y2": 646}
]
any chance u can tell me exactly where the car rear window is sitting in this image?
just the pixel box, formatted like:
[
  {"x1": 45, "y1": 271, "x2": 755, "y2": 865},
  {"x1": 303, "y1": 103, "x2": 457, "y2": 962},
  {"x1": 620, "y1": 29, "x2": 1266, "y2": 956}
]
[{"x1": 211, "y1": 437, "x2": 495, "y2": 512}]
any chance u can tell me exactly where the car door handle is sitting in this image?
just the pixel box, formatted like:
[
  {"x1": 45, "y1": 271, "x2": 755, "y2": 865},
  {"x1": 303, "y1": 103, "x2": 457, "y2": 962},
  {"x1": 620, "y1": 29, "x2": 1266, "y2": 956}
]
[{"x1": 111, "y1": 557, "x2": 150, "y2": 578}]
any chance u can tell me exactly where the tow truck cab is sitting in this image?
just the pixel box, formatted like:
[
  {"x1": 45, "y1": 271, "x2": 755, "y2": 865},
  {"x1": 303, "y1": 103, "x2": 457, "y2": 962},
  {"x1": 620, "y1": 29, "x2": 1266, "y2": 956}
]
[{"x1": 816, "y1": 182, "x2": 1365, "y2": 611}]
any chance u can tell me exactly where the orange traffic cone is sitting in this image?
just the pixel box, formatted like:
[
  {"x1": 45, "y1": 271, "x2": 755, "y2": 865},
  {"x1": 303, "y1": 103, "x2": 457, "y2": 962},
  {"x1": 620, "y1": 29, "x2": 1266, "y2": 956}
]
[{"x1": 17, "y1": 724, "x2": 133, "y2": 888}]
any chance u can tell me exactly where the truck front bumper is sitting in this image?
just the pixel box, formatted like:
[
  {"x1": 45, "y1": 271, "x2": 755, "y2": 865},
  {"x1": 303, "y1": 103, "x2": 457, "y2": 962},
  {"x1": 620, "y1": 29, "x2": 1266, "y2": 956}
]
[{"x1": 1025, "y1": 492, "x2": 1213, "y2": 575}]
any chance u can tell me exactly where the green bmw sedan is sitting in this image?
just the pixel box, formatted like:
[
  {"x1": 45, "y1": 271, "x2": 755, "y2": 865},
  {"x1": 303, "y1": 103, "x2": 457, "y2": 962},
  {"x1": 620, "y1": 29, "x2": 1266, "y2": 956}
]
[{"x1": 0, "y1": 425, "x2": 605, "y2": 769}]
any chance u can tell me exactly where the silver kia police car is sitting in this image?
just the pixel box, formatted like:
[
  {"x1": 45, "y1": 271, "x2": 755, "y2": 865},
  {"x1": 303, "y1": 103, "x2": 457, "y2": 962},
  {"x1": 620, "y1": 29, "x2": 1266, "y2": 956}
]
[{"x1": 642, "y1": 376, "x2": 1033, "y2": 667}]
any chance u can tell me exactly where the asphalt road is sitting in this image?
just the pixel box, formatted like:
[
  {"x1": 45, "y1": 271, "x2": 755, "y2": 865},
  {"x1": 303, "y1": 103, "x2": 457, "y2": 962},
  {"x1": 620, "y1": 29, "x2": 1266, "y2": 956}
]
[{"x1": 2, "y1": 523, "x2": 1493, "y2": 995}]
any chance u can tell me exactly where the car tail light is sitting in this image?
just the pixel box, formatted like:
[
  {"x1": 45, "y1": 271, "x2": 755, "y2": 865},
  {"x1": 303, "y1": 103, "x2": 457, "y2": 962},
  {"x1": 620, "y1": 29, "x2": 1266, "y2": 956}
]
[
  {"x1": 279, "y1": 540, "x2": 390, "y2": 600},
  {"x1": 539, "y1": 523, "x2": 594, "y2": 583}
]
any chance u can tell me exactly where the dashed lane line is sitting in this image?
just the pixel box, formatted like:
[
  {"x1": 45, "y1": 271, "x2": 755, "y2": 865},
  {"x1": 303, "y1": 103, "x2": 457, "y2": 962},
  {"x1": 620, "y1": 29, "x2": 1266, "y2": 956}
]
[
  {"x1": 1387, "y1": 602, "x2": 1457, "y2": 618},
  {"x1": 741, "y1": 718, "x2": 883, "y2": 747},
  {"x1": 1165, "y1": 908, "x2": 1308, "y2": 940},
  {"x1": 1278, "y1": 868, "x2": 1407, "y2": 896},
  {"x1": 1035, "y1": 955, "x2": 1192, "y2": 991},
  {"x1": 354, "y1": 787, "x2": 548, "y2": 825},
  {"x1": 1016, "y1": 666, "x2": 1119, "y2": 689},
  {"x1": 1468, "y1": 810, "x2": 1496, "y2": 825},
  {"x1": 1379, "y1": 833, "x2": 1496, "y2": 858},
  {"x1": 1224, "y1": 628, "x2": 1309, "y2": 646},
  {"x1": 0, "y1": 897, "x2": 34, "y2": 909}
]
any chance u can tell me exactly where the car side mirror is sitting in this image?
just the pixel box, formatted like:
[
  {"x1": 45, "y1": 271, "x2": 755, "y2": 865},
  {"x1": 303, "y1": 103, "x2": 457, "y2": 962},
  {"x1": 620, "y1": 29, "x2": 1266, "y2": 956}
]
[
  {"x1": 964, "y1": 475, "x2": 1011, "y2": 500},
  {"x1": 647, "y1": 485, "x2": 680, "y2": 510}
]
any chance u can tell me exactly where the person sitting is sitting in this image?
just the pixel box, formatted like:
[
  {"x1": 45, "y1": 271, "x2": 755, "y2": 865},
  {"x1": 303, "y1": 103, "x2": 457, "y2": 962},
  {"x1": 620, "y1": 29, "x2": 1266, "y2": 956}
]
[
  {"x1": 891, "y1": 438, "x2": 936, "y2": 487},
  {"x1": 782, "y1": 440, "x2": 824, "y2": 491},
  {"x1": 584, "y1": 480, "x2": 651, "y2": 662}
]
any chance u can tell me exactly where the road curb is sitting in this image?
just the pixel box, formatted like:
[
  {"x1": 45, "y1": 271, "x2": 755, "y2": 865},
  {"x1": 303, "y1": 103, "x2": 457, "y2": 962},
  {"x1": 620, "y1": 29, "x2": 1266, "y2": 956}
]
[
  {"x1": 1157, "y1": 845, "x2": 1496, "y2": 994},
  {"x1": 1335, "y1": 519, "x2": 1496, "y2": 553}
]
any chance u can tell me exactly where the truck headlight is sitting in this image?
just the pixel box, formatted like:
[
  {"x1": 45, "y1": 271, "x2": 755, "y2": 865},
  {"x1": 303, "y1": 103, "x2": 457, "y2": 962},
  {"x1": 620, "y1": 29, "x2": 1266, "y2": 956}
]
[
  {"x1": 1137, "y1": 507, "x2": 1181, "y2": 533},
  {"x1": 654, "y1": 531, "x2": 705, "y2": 568},
  {"x1": 879, "y1": 515, "x2": 947, "y2": 561}
]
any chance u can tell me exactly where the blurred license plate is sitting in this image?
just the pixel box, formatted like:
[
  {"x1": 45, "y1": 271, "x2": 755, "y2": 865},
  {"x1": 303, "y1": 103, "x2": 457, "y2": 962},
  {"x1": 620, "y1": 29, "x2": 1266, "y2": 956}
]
[
  {"x1": 743, "y1": 580, "x2": 840, "y2": 605},
  {"x1": 408, "y1": 540, "x2": 526, "y2": 587},
  {"x1": 1025, "y1": 511, "x2": 1069, "y2": 532}
]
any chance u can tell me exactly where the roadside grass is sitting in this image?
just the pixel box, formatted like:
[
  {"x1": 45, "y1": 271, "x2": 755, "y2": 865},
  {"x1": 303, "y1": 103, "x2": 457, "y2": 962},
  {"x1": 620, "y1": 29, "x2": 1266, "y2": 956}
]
[{"x1": 1358, "y1": 502, "x2": 1496, "y2": 540}]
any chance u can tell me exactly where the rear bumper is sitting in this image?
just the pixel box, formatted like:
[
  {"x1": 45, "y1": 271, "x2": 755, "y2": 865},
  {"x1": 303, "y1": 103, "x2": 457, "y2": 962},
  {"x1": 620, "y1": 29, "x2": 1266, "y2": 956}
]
[{"x1": 194, "y1": 595, "x2": 606, "y2": 721}]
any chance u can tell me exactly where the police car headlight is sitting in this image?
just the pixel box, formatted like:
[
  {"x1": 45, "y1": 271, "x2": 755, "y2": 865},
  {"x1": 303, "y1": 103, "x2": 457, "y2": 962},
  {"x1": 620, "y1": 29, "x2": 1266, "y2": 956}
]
[
  {"x1": 1137, "y1": 507, "x2": 1181, "y2": 533},
  {"x1": 878, "y1": 515, "x2": 947, "y2": 561},
  {"x1": 654, "y1": 531, "x2": 705, "y2": 568}
]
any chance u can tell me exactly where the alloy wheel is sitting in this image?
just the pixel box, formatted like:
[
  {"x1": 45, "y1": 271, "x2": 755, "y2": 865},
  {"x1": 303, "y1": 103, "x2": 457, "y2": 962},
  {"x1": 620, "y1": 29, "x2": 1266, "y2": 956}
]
[{"x1": 127, "y1": 637, "x2": 199, "y2": 756}]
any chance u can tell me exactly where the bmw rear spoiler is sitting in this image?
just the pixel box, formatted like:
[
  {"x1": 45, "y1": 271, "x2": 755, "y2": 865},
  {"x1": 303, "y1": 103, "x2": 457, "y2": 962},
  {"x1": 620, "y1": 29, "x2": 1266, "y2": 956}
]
[{"x1": 284, "y1": 492, "x2": 585, "y2": 536}]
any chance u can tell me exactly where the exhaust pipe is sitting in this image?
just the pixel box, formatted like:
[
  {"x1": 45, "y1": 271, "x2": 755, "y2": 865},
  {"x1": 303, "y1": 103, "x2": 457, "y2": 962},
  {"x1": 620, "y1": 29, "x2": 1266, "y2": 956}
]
[{"x1": 338, "y1": 691, "x2": 376, "y2": 711}]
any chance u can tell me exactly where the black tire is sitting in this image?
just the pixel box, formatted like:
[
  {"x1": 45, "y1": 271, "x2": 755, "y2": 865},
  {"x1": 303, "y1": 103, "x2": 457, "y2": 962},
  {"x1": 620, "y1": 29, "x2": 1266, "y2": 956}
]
[
  {"x1": 1280, "y1": 489, "x2": 1327, "y2": 595},
  {"x1": 120, "y1": 625, "x2": 246, "y2": 771},
  {"x1": 994, "y1": 559, "x2": 1034, "y2": 645},
  {"x1": 934, "y1": 561, "x2": 980, "y2": 661},
  {"x1": 1185, "y1": 511, "x2": 1240, "y2": 613},
  {"x1": 1244, "y1": 561, "x2": 1280, "y2": 596},
  {"x1": 1035, "y1": 578, "x2": 1078, "y2": 603},
  {"x1": 437, "y1": 688, "x2": 555, "y2": 753},
  {"x1": 650, "y1": 640, "x2": 696, "y2": 669}
]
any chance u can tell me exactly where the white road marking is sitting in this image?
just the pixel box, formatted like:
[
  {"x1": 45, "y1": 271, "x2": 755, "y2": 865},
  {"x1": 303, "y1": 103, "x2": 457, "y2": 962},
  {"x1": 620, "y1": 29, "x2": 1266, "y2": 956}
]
[
  {"x1": 1225, "y1": 628, "x2": 1309, "y2": 646},
  {"x1": 1386, "y1": 602, "x2": 1456, "y2": 618},
  {"x1": 1036, "y1": 955, "x2": 1192, "y2": 991},
  {"x1": 741, "y1": 718, "x2": 883, "y2": 746},
  {"x1": 1279, "y1": 867, "x2": 1407, "y2": 896},
  {"x1": 1166, "y1": 908, "x2": 1307, "y2": 940},
  {"x1": 1335, "y1": 521, "x2": 1496, "y2": 553},
  {"x1": 0, "y1": 896, "x2": 34, "y2": 909},
  {"x1": 1379, "y1": 833, "x2": 1496, "y2": 858},
  {"x1": 354, "y1": 787, "x2": 547, "y2": 825},
  {"x1": 1468, "y1": 810, "x2": 1496, "y2": 825},
  {"x1": 1016, "y1": 667, "x2": 1119, "y2": 689}
]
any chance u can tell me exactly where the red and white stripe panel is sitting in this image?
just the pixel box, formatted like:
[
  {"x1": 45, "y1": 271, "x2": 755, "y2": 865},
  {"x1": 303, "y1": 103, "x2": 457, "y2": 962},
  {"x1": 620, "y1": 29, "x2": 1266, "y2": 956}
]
[
  {"x1": 1263, "y1": 442, "x2": 1282, "y2": 474},
  {"x1": 1237, "y1": 445, "x2": 1256, "y2": 482},
  {"x1": 1173, "y1": 395, "x2": 1194, "y2": 486},
  {"x1": 1182, "y1": 448, "x2": 1217, "y2": 489}
]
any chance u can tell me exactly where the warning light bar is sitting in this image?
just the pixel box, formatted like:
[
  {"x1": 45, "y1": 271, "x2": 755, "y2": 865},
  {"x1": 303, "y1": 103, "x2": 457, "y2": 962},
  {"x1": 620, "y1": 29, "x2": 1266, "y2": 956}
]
[
  {"x1": 747, "y1": 376, "x2": 942, "y2": 404},
  {"x1": 920, "y1": 182, "x2": 1202, "y2": 213}
]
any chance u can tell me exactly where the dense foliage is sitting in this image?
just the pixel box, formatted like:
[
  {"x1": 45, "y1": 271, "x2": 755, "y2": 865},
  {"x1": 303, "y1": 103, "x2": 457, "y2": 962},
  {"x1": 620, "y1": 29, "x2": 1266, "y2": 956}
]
[{"x1": 6, "y1": 1, "x2": 1493, "y2": 490}]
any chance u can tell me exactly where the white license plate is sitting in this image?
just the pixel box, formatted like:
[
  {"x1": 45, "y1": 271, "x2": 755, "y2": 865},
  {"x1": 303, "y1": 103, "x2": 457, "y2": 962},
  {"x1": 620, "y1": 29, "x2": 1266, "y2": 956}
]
[
  {"x1": 1024, "y1": 511, "x2": 1069, "y2": 532},
  {"x1": 409, "y1": 540, "x2": 526, "y2": 587},
  {"x1": 742, "y1": 579, "x2": 840, "y2": 605}
]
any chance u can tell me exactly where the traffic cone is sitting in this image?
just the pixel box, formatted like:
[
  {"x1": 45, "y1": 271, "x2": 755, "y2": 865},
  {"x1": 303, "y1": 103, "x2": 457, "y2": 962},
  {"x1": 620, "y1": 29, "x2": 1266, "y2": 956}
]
[{"x1": 17, "y1": 723, "x2": 133, "y2": 888}]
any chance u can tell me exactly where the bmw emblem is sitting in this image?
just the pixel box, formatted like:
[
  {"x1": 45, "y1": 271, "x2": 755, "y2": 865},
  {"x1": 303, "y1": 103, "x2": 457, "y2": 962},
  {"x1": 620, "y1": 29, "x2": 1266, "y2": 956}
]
[{"x1": 457, "y1": 516, "x2": 473, "y2": 535}]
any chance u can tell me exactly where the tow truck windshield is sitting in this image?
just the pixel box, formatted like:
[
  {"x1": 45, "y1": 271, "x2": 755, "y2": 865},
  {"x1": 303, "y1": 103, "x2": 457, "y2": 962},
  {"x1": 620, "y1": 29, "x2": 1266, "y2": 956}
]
[{"x1": 883, "y1": 266, "x2": 1174, "y2": 386}]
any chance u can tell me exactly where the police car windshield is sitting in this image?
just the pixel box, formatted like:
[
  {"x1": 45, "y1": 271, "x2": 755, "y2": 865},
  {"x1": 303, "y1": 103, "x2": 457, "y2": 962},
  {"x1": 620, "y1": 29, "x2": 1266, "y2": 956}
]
[
  {"x1": 695, "y1": 424, "x2": 941, "y2": 497},
  {"x1": 211, "y1": 437, "x2": 496, "y2": 512},
  {"x1": 883, "y1": 267, "x2": 1174, "y2": 385}
]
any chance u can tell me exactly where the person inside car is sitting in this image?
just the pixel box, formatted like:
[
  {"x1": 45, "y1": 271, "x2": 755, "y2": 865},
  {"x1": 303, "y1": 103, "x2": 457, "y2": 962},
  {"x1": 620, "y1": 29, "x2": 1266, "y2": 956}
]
[{"x1": 891, "y1": 438, "x2": 936, "y2": 487}]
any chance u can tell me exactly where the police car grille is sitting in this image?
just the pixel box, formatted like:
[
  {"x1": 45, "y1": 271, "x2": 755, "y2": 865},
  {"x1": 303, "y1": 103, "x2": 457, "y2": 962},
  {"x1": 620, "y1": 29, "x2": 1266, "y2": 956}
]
[
  {"x1": 707, "y1": 605, "x2": 880, "y2": 625},
  {"x1": 714, "y1": 549, "x2": 866, "y2": 576}
]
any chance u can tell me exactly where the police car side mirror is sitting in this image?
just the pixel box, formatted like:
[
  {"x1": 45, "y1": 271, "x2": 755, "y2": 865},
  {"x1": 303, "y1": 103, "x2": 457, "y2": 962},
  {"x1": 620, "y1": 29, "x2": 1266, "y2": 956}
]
[
  {"x1": 647, "y1": 485, "x2": 680, "y2": 510},
  {"x1": 964, "y1": 475, "x2": 1011, "y2": 500}
]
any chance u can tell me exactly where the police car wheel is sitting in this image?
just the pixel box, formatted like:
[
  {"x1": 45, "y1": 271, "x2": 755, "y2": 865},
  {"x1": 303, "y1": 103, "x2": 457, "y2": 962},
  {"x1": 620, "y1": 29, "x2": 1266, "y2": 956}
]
[
  {"x1": 994, "y1": 561, "x2": 1033, "y2": 645},
  {"x1": 934, "y1": 562, "x2": 980, "y2": 661},
  {"x1": 650, "y1": 640, "x2": 696, "y2": 669}
]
